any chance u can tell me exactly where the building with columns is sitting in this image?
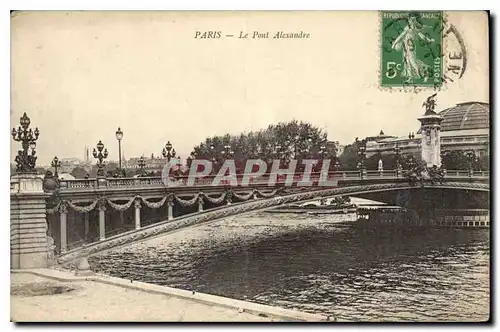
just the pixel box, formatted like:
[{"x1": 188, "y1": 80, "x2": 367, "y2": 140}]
[{"x1": 365, "y1": 102, "x2": 490, "y2": 160}]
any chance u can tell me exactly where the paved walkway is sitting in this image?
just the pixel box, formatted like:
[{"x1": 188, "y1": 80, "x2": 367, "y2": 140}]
[
  {"x1": 11, "y1": 270, "x2": 327, "y2": 322},
  {"x1": 11, "y1": 272, "x2": 275, "y2": 322}
]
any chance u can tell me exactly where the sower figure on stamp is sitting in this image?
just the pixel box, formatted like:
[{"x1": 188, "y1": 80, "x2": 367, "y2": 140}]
[{"x1": 391, "y1": 15, "x2": 435, "y2": 83}]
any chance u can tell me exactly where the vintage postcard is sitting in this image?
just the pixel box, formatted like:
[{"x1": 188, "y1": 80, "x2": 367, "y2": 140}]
[{"x1": 10, "y1": 11, "x2": 490, "y2": 323}]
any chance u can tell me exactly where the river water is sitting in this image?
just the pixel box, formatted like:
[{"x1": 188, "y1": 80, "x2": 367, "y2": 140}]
[{"x1": 90, "y1": 212, "x2": 490, "y2": 322}]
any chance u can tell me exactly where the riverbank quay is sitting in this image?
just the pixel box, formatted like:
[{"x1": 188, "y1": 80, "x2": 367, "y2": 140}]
[{"x1": 10, "y1": 269, "x2": 330, "y2": 322}]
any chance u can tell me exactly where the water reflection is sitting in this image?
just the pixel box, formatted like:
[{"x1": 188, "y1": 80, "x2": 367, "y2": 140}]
[{"x1": 90, "y1": 213, "x2": 490, "y2": 322}]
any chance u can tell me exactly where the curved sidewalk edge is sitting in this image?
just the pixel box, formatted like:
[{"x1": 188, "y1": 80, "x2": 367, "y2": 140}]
[{"x1": 11, "y1": 269, "x2": 332, "y2": 322}]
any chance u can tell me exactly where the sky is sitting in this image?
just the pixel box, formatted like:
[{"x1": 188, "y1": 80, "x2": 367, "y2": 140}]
[{"x1": 10, "y1": 11, "x2": 489, "y2": 166}]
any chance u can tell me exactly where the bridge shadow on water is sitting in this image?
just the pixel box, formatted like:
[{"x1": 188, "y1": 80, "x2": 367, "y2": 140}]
[{"x1": 89, "y1": 213, "x2": 490, "y2": 322}]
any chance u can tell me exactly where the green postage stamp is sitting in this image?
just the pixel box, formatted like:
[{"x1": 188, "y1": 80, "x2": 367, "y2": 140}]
[{"x1": 381, "y1": 11, "x2": 443, "y2": 88}]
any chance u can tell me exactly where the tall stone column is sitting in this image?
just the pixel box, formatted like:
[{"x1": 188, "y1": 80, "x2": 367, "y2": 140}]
[
  {"x1": 59, "y1": 202, "x2": 68, "y2": 253},
  {"x1": 84, "y1": 212, "x2": 90, "y2": 239},
  {"x1": 98, "y1": 199, "x2": 106, "y2": 241},
  {"x1": 167, "y1": 196, "x2": 174, "y2": 221},
  {"x1": 418, "y1": 114, "x2": 444, "y2": 167},
  {"x1": 134, "y1": 199, "x2": 141, "y2": 230},
  {"x1": 197, "y1": 195, "x2": 204, "y2": 212},
  {"x1": 119, "y1": 210, "x2": 125, "y2": 229},
  {"x1": 11, "y1": 174, "x2": 50, "y2": 269}
]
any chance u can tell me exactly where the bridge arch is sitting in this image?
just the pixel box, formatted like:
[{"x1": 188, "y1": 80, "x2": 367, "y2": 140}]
[{"x1": 55, "y1": 181, "x2": 488, "y2": 265}]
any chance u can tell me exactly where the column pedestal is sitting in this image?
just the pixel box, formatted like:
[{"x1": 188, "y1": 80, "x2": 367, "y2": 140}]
[{"x1": 418, "y1": 114, "x2": 443, "y2": 167}]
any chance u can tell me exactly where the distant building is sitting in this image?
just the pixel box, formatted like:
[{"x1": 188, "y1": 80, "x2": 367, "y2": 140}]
[
  {"x1": 58, "y1": 173, "x2": 76, "y2": 181},
  {"x1": 59, "y1": 158, "x2": 83, "y2": 173},
  {"x1": 365, "y1": 102, "x2": 489, "y2": 158},
  {"x1": 125, "y1": 156, "x2": 182, "y2": 171},
  {"x1": 365, "y1": 130, "x2": 396, "y2": 143},
  {"x1": 57, "y1": 155, "x2": 92, "y2": 174}
]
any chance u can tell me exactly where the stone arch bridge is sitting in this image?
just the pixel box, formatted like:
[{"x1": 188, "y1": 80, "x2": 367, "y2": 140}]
[{"x1": 49, "y1": 170, "x2": 488, "y2": 265}]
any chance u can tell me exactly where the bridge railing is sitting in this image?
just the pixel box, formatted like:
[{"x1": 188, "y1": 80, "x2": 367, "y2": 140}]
[
  {"x1": 60, "y1": 179, "x2": 98, "y2": 189},
  {"x1": 56, "y1": 169, "x2": 488, "y2": 191},
  {"x1": 445, "y1": 170, "x2": 489, "y2": 177}
]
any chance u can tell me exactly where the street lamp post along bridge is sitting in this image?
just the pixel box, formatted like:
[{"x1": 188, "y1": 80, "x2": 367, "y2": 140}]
[
  {"x1": 138, "y1": 156, "x2": 147, "y2": 177},
  {"x1": 162, "y1": 141, "x2": 176, "y2": 162},
  {"x1": 51, "y1": 156, "x2": 61, "y2": 178},
  {"x1": 93, "y1": 140, "x2": 109, "y2": 178},
  {"x1": 116, "y1": 127, "x2": 124, "y2": 176},
  {"x1": 12, "y1": 112, "x2": 40, "y2": 174}
]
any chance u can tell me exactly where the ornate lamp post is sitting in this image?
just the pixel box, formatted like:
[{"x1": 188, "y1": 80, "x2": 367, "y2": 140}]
[
  {"x1": 294, "y1": 134, "x2": 300, "y2": 155},
  {"x1": 186, "y1": 153, "x2": 194, "y2": 170},
  {"x1": 304, "y1": 135, "x2": 313, "y2": 158},
  {"x1": 334, "y1": 159, "x2": 341, "y2": 173},
  {"x1": 93, "y1": 140, "x2": 109, "y2": 178},
  {"x1": 162, "y1": 141, "x2": 176, "y2": 162},
  {"x1": 116, "y1": 127, "x2": 124, "y2": 174},
  {"x1": 275, "y1": 143, "x2": 290, "y2": 167},
  {"x1": 12, "y1": 112, "x2": 40, "y2": 174},
  {"x1": 394, "y1": 143, "x2": 402, "y2": 177},
  {"x1": 319, "y1": 145, "x2": 327, "y2": 158},
  {"x1": 209, "y1": 144, "x2": 216, "y2": 159},
  {"x1": 138, "y1": 156, "x2": 147, "y2": 177},
  {"x1": 274, "y1": 144, "x2": 282, "y2": 159},
  {"x1": 465, "y1": 150, "x2": 476, "y2": 178},
  {"x1": 207, "y1": 144, "x2": 218, "y2": 174},
  {"x1": 356, "y1": 138, "x2": 367, "y2": 178},
  {"x1": 316, "y1": 145, "x2": 327, "y2": 173},
  {"x1": 221, "y1": 144, "x2": 234, "y2": 160},
  {"x1": 51, "y1": 156, "x2": 62, "y2": 178}
]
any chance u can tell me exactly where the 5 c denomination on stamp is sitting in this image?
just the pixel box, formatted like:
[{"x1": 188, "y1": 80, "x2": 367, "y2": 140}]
[{"x1": 381, "y1": 11, "x2": 443, "y2": 88}]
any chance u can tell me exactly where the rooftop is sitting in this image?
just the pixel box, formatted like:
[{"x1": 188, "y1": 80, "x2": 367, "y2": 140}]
[{"x1": 438, "y1": 102, "x2": 489, "y2": 132}]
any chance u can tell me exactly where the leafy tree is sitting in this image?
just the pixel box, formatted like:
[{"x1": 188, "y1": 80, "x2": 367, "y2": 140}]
[
  {"x1": 441, "y1": 150, "x2": 489, "y2": 171},
  {"x1": 191, "y1": 120, "x2": 330, "y2": 173},
  {"x1": 441, "y1": 151, "x2": 469, "y2": 170},
  {"x1": 338, "y1": 143, "x2": 358, "y2": 170},
  {"x1": 400, "y1": 153, "x2": 423, "y2": 170},
  {"x1": 364, "y1": 153, "x2": 398, "y2": 170},
  {"x1": 107, "y1": 162, "x2": 119, "y2": 171},
  {"x1": 478, "y1": 155, "x2": 490, "y2": 171},
  {"x1": 71, "y1": 167, "x2": 88, "y2": 179},
  {"x1": 35, "y1": 166, "x2": 47, "y2": 174}
]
